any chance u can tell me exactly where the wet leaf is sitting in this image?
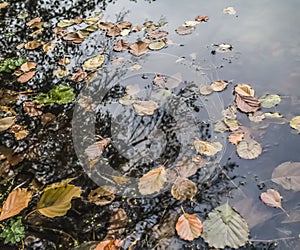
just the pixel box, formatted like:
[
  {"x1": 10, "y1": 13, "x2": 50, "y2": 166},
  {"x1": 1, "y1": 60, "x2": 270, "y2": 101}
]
[
  {"x1": 23, "y1": 101, "x2": 43, "y2": 116},
  {"x1": 105, "y1": 208, "x2": 127, "y2": 240},
  {"x1": 271, "y1": 161, "x2": 300, "y2": 191},
  {"x1": 71, "y1": 69, "x2": 87, "y2": 82},
  {"x1": 41, "y1": 113, "x2": 56, "y2": 126},
  {"x1": 94, "y1": 239, "x2": 122, "y2": 250},
  {"x1": 129, "y1": 64, "x2": 142, "y2": 71},
  {"x1": 119, "y1": 95, "x2": 136, "y2": 106},
  {"x1": 153, "y1": 74, "x2": 167, "y2": 87},
  {"x1": 63, "y1": 32, "x2": 84, "y2": 43},
  {"x1": 129, "y1": 41, "x2": 148, "y2": 56},
  {"x1": 194, "y1": 139, "x2": 223, "y2": 156},
  {"x1": 26, "y1": 17, "x2": 41, "y2": 27},
  {"x1": 290, "y1": 116, "x2": 300, "y2": 133},
  {"x1": 171, "y1": 177, "x2": 197, "y2": 201},
  {"x1": 235, "y1": 94, "x2": 260, "y2": 113},
  {"x1": 0, "y1": 116, "x2": 15, "y2": 132},
  {"x1": 106, "y1": 25, "x2": 121, "y2": 37},
  {"x1": 84, "y1": 138, "x2": 111, "y2": 161},
  {"x1": 148, "y1": 40, "x2": 166, "y2": 50},
  {"x1": 228, "y1": 131, "x2": 244, "y2": 145},
  {"x1": 176, "y1": 213, "x2": 202, "y2": 241},
  {"x1": 199, "y1": 85, "x2": 213, "y2": 95},
  {"x1": 88, "y1": 186, "x2": 116, "y2": 206},
  {"x1": 138, "y1": 164, "x2": 167, "y2": 195},
  {"x1": 37, "y1": 184, "x2": 82, "y2": 218},
  {"x1": 83, "y1": 55, "x2": 105, "y2": 71},
  {"x1": 133, "y1": 100, "x2": 159, "y2": 116},
  {"x1": 175, "y1": 26, "x2": 194, "y2": 35},
  {"x1": 259, "y1": 94, "x2": 281, "y2": 108},
  {"x1": 0, "y1": 2, "x2": 9, "y2": 9},
  {"x1": 195, "y1": 15, "x2": 209, "y2": 22},
  {"x1": 223, "y1": 7, "x2": 237, "y2": 15},
  {"x1": 214, "y1": 120, "x2": 229, "y2": 133},
  {"x1": 183, "y1": 20, "x2": 199, "y2": 27},
  {"x1": 234, "y1": 84, "x2": 255, "y2": 96},
  {"x1": 20, "y1": 62, "x2": 36, "y2": 72},
  {"x1": 148, "y1": 30, "x2": 168, "y2": 39},
  {"x1": 202, "y1": 203, "x2": 249, "y2": 248},
  {"x1": 248, "y1": 111, "x2": 265, "y2": 123},
  {"x1": 216, "y1": 43, "x2": 232, "y2": 52},
  {"x1": 174, "y1": 156, "x2": 206, "y2": 178},
  {"x1": 113, "y1": 39, "x2": 130, "y2": 52},
  {"x1": 53, "y1": 67, "x2": 69, "y2": 78},
  {"x1": 17, "y1": 70, "x2": 36, "y2": 83},
  {"x1": 9, "y1": 125, "x2": 29, "y2": 140},
  {"x1": 210, "y1": 80, "x2": 229, "y2": 92},
  {"x1": 43, "y1": 42, "x2": 56, "y2": 52},
  {"x1": 0, "y1": 188, "x2": 32, "y2": 221},
  {"x1": 125, "y1": 84, "x2": 140, "y2": 96},
  {"x1": 260, "y1": 189, "x2": 283, "y2": 210},
  {"x1": 24, "y1": 40, "x2": 43, "y2": 50},
  {"x1": 58, "y1": 57, "x2": 70, "y2": 66},
  {"x1": 224, "y1": 118, "x2": 239, "y2": 131},
  {"x1": 236, "y1": 138, "x2": 262, "y2": 159}
]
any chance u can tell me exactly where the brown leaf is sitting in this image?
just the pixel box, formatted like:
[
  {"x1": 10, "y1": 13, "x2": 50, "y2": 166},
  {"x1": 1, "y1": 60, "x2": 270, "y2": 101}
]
[
  {"x1": 63, "y1": 32, "x2": 84, "y2": 43},
  {"x1": 199, "y1": 85, "x2": 213, "y2": 95},
  {"x1": 106, "y1": 25, "x2": 121, "y2": 37},
  {"x1": 129, "y1": 41, "x2": 149, "y2": 56},
  {"x1": 236, "y1": 138, "x2": 262, "y2": 159},
  {"x1": 175, "y1": 26, "x2": 194, "y2": 35},
  {"x1": 24, "y1": 40, "x2": 43, "y2": 50},
  {"x1": 0, "y1": 116, "x2": 15, "y2": 132},
  {"x1": 175, "y1": 156, "x2": 206, "y2": 178},
  {"x1": 148, "y1": 30, "x2": 168, "y2": 40},
  {"x1": 88, "y1": 186, "x2": 116, "y2": 206},
  {"x1": 171, "y1": 177, "x2": 197, "y2": 201},
  {"x1": 210, "y1": 80, "x2": 229, "y2": 92},
  {"x1": 94, "y1": 239, "x2": 122, "y2": 250},
  {"x1": 23, "y1": 101, "x2": 43, "y2": 116},
  {"x1": 133, "y1": 100, "x2": 158, "y2": 116},
  {"x1": 0, "y1": 188, "x2": 32, "y2": 221},
  {"x1": 17, "y1": 70, "x2": 36, "y2": 83},
  {"x1": 9, "y1": 124, "x2": 29, "y2": 140},
  {"x1": 153, "y1": 74, "x2": 167, "y2": 88},
  {"x1": 105, "y1": 208, "x2": 128, "y2": 240},
  {"x1": 43, "y1": 42, "x2": 56, "y2": 52},
  {"x1": 20, "y1": 62, "x2": 36, "y2": 72},
  {"x1": 71, "y1": 69, "x2": 87, "y2": 82},
  {"x1": 195, "y1": 15, "x2": 209, "y2": 22},
  {"x1": 234, "y1": 84, "x2": 255, "y2": 97},
  {"x1": 98, "y1": 21, "x2": 114, "y2": 31},
  {"x1": 58, "y1": 57, "x2": 70, "y2": 66},
  {"x1": 113, "y1": 39, "x2": 130, "y2": 52},
  {"x1": 235, "y1": 94, "x2": 260, "y2": 113},
  {"x1": 138, "y1": 164, "x2": 167, "y2": 195},
  {"x1": 41, "y1": 112, "x2": 56, "y2": 126},
  {"x1": 117, "y1": 21, "x2": 132, "y2": 30},
  {"x1": 176, "y1": 213, "x2": 202, "y2": 241},
  {"x1": 84, "y1": 138, "x2": 111, "y2": 161},
  {"x1": 228, "y1": 131, "x2": 244, "y2": 145},
  {"x1": 260, "y1": 189, "x2": 283, "y2": 209},
  {"x1": 26, "y1": 17, "x2": 42, "y2": 27},
  {"x1": 194, "y1": 139, "x2": 223, "y2": 156}
]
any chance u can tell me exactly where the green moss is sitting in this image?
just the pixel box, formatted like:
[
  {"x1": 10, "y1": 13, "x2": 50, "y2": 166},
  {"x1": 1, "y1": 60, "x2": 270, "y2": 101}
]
[
  {"x1": 0, "y1": 57, "x2": 26, "y2": 73},
  {"x1": 0, "y1": 217, "x2": 25, "y2": 244}
]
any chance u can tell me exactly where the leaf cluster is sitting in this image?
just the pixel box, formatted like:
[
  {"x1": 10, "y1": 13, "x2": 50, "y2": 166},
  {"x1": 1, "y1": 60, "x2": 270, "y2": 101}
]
[
  {"x1": 0, "y1": 58, "x2": 26, "y2": 73},
  {"x1": 0, "y1": 217, "x2": 25, "y2": 244}
]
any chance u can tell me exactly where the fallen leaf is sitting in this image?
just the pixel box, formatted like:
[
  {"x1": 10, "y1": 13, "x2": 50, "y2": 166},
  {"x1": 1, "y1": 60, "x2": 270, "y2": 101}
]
[
  {"x1": 9, "y1": 124, "x2": 29, "y2": 140},
  {"x1": 53, "y1": 67, "x2": 69, "y2": 78},
  {"x1": 117, "y1": 21, "x2": 131, "y2": 30},
  {"x1": 133, "y1": 100, "x2": 159, "y2": 116},
  {"x1": 259, "y1": 94, "x2": 281, "y2": 108},
  {"x1": 271, "y1": 161, "x2": 300, "y2": 191},
  {"x1": 83, "y1": 55, "x2": 105, "y2": 71},
  {"x1": 106, "y1": 25, "x2": 121, "y2": 37},
  {"x1": 199, "y1": 85, "x2": 213, "y2": 95},
  {"x1": 176, "y1": 213, "x2": 202, "y2": 241},
  {"x1": 223, "y1": 105, "x2": 237, "y2": 119},
  {"x1": 0, "y1": 116, "x2": 15, "y2": 132},
  {"x1": 129, "y1": 64, "x2": 142, "y2": 71},
  {"x1": 0, "y1": 2, "x2": 9, "y2": 9},
  {"x1": 148, "y1": 40, "x2": 166, "y2": 50},
  {"x1": 224, "y1": 118, "x2": 239, "y2": 131},
  {"x1": 0, "y1": 188, "x2": 32, "y2": 221},
  {"x1": 98, "y1": 21, "x2": 114, "y2": 31},
  {"x1": 195, "y1": 15, "x2": 209, "y2": 22},
  {"x1": 105, "y1": 208, "x2": 127, "y2": 240},
  {"x1": 71, "y1": 69, "x2": 87, "y2": 82},
  {"x1": 84, "y1": 138, "x2": 111, "y2": 161},
  {"x1": 235, "y1": 94, "x2": 260, "y2": 113},
  {"x1": 214, "y1": 120, "x2": 229, "y2": 133},
  {"x1": 23, "y1": 101, "x2": 43, "y2": 116},
  {"x1": 37, "y1": 184, "x2": 82, "y2": 218},
  {"x1": 210, "y1": 80, "x2": 229, "y2": 92},
  {"x1": 202, "y1": 203, "x2": 249, "y2": 249},
  {"x1": 236, "y1": 138, "x2": 262, "y2": 159},
  {"x1": 153, "y1": 74, "x2": 167, "y2": 87},
  {"x1": 88, "y1": 186, "x2": 116, "y2": 206},
  {"x1": 63, "y1": 32, "x2": 84, "y2": 43},
  {"x1": 194, "y1": 139, "x2": 223, "y2": 156},
  {"x1": 125, "y1": 84, "x2": 140, "y2": 96},
  {"x1": 138, "y1": 164, "x2": 167, "y2": 195},
  {"x1": 290, "y1": 116, "x2": 300, "y2": 133},
  {"x1": 119, "y1": 95, "x2": 136, "y2": 106},
  {"x1": 175, "y1": 26, "x2": 194, "y2": 35},
  {"x1": 20, "y1": 62, "x2": 36, "y2": 72},
  {"x1": 174, "y1": 156, "x2": 206, "y2": 178},
  {"x1": 120, "y1": 28, "x2": 130, "y2": 36},
  {"x1": 24, "y1": 40, "x2": 43, "y2": 50},
  {"x1": 228, "y1": 131, "x2": 244, "y2": 145},
  {"x1": 17, "y1": 70, "x2": 36, "y2": 83},
  {"x1": 171, "y1": 177, "x2": 197, "y2": 201},
  {"x1": 183, "y1": 20, "x2": 199, "y2": 27},
  {"x1": 41, "y1": 113, "x2": 56, "y2": 126},
  {"x1": 216, "y1": 43, "x2": 232, "y2": 52},
  {"x1": 113, "y1": 39, "x2": 130, "y2": 52},
  {"x1": 234, "y1": 84, "x2": 255, "y2": 97},
  {"x1": 223, "y1": 7, "x2": 237, "y2": 15},
  {"x1": 57, "y1": 19, "x2": 76, "y2": 28},
  {"x1": 260, "y1": 189, "x2": 285, "y2": 212},
  {"x1": 148, "y1": 30, "x2": 168, "y2": 39},
  {"x1": 248, "y1": 111, "x2": 265, "y2": 123},
  {"x1": 129, "y1": 41, "x2": 148, "y2": 56},
  {"x1": 94, "y1": 239, "x2": 122, "y2": 250},
  {"x1": 26, "y1": 17, "x2": 41, "y2": 27},
  {"x1": 58, "y1": 57, "x2": 70, "y2": 66},
  {"x1": 43, "y1": 42, "x2": 56, "y2": 52}
]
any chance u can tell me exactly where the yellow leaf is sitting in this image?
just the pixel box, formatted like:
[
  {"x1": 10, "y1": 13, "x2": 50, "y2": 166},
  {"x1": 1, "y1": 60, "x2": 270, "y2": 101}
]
[
  {"x1": 83, "y1": 55, "x2": 105, "y2": 70},
  {"x1": 290, "y1": 116, "x2": 300, "y2": 133},
  {"x1": 37, "y1": 184, "x2": 82, "y2": 218},
  {"x1": 24, "y1": 40, "x2": 43, "y2": 50},
  {"x1": 0, "y1": 2, "x2": 9, "y2": 9},
  {"x1": 0, "y1": 188, "x2": 32, "y2": 221},
  {"x1": 194, "y1": 139, "x2": 222, "y2": 156}
]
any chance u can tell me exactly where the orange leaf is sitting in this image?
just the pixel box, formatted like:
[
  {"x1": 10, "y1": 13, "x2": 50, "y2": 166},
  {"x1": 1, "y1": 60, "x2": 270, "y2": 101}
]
[
  {"x1": 17, "y1": 70, "x2": 36, "y2": 83},
  {"x1": 176, "y1": 213, "x2": 202, "y2": 241},
  {"x1": 20, "y1": 62, "x2": 36, "y2": 72},
  {"x1": 129, "y1": 41, "x2": 148, "y2": 56},
  {"x1": 228, "y1": 131, "x2": 244, "y2": 145},
  {"x1": 0, "y1": 188, "x2": 32, "y2": 221},
  {"x1": 94, "y1": 239, "x2": 122, "y2": 250}
]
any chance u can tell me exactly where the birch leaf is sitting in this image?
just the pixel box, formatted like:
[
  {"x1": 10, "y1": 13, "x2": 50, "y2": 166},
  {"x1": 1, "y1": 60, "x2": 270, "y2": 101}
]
[
  {"x1": 176, "y1": 213, "x2": 202, "y2": 241},
  {"x1": 210, "y1": 80, "x2": 229, "y2": 92},
  {"x1": 236, "y1": 138, "x2": 262, "y2": 159},
  {"x1": 83, "y1": 55, "x2": 105, "y2": 71},
  {"x1": 84, "y1": 138, "x2": 111, "y2": 161},
  {"x1": 171, "y1": 177, "x2": 197, "y2": 201},
  {"x1": 129, "y1": 41, "x2": 148, "y2": 56},
  {"x1": 260, "y1": 189, "x2": 283, "y2": 210},
  {"x1": 259, "y1": 94, "x2": 281, "y2": 108},
  {"x1": 194, "y1": 139, "x2": 222, "y2": 156}
]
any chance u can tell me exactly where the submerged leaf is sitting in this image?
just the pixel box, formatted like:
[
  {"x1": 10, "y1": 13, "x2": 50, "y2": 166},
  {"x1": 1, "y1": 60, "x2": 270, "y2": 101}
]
[
  {"x1": 236, "y1": 138, "x2": 262, "y2": 159},
  {"x1": 171, "y1": 177, "x2": 197, "y2": 201},
  {"x1": 176, "y1": 213, "x2": 202, "y2": 241},
  {"x1": 84, "y1": 138, "x2": 111, "y2": 161},
  {"x1": 259, "y1": 94, "x2": 281, "y2": 108},
  {"x1": 194, "y1": 139, "x2": 223, "y2": 156},
  {"x1": 0, "y1": 188, "x2": 32, "y2": 221},
  {"x1": 138, "y1": 164, "x2": 167, "y2": 195},
  {"x1": 202, "y1": 203, "x2": 249, "y2": 248},
  {"x1": 271, "y1": 161, "x2": 300, "y2": 191},
  {"x1": 133, "y1": 100, "x2": 158, "y2": 116}
]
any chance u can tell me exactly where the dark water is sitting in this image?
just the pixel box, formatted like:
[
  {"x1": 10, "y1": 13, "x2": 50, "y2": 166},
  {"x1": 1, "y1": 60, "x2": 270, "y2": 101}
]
[{"x1": 1, "y1": 0, "x2": 300, "y2": 249}]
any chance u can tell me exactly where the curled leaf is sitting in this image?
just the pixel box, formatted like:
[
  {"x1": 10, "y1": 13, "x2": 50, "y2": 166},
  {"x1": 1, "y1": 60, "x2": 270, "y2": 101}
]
[
  {"x1": 234, "y1": 84, "x2": 255, "y2": 97},
  {"x1": 235, "y1": 94, "x2": 260, "y2": 113},
  {"x1": 88, "y1": 186, "x2": 116, "y2": 206},
  {"x1": 210, "y1": 80, "x2": 229, "y2": 92},
  {"x1": 176, "y1": 213, "x2": 202, "y2": 241}
]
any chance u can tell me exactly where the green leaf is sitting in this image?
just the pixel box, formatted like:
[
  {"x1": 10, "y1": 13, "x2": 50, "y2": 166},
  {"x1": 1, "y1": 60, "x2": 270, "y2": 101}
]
[
  {"x1": 202, "y1": 203, "x2": 249, "y2": 249},
  {"x1": 259, "y1": 94, "x2": 281, "y2": 108}
]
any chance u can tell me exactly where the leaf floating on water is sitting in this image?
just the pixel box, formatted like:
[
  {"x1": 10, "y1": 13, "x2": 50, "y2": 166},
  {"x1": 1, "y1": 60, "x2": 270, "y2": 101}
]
[
  {"x1": 235, "y1": 94, "x2": 260, "y2": 113},
  {"x1": 290, "y1": 116, "x2": 300, "y2": 133},
  {"x1": 129, "y1": 41, "x2": 148, "y2": 56},
  {"x1": 216, "y1": 43, "x2": 232, "y2": 53},
  {"x1": 176, "y1": 213, "x2": 202, "y2": 241},
  {"x1": 234, "y1": 84, "x2": 255, "y2": 97},
  {"x1": 260, "y1": 189, "x2": 284, "y2": 211},
  {"x1": 83, "y1": 55, "x2": 105, "y2": 70},
  {"x1": 105, "y1": 208, "x2": 128, "y2": 240},
  {"x1": 194, "y1": 139, "x2": 223, "y2": 156},
  {"x1": 228, "y1": 131, "x2": 244, "y2": 145},
  {"x1": 236, "y1": 138, "x2": 262, "y2": 159},
  {"x1": 0, "y1": 188, "x2": 32, "y2": 221},
  {"x1": 223, "y1": 7, "x2": 237, "y2": 15},
  {"x1": 37, "y1": 184, "x2": 82, "y2": 218},
  {"x1": 271, "y1": 161, "x2": 300, "y2": 191},
  {"x1": 202, "y1": 203, "x2": 249, "y2": 249},
  {"x1": 84, "y1": 138, "x2": 111, "y2": 161},
  {"x1": 195, "y1": 15, "x2": 209, "y2": 22},
  {"x1": 183, "y1": 20, "x2": 199, "y2": 27},
  {"x1": 199, "y1": 85, "x2": 213, "y2": 96},
  {"x1": 248, "y1": 111, "x2": 265, "y2": 123},
  {"x1": 0, "y1": 116, "x2": 15, "y2": 132},
  {"x1": 125, "y1": 84, "x2": 140, "y2": 96},
  {"x1": 259, "y1": 94, "x2": 281, "y2": 108},
  {"x1": 174, "y1": 156, "x2": 206, "y2": 178},
  {"x1": 148, "y1": 40, "x2": 166, "y2": 50},
  {"x1": 133, "y1": 100, "x2": 158, "y2": 116},
  {"x1": 171, "y1": 177, "x2": 197, "y2": 201},
  {"x1": 175, "y1": 26, "x2": 194, "y2": 35},
  {"x1": 138, "y1": 164, "x2": 167, "y2": 195},
  {"x1": 210, "y1": 80, "x2": 229, "y2": 92},
  {"x1": 113, "y1": 39, "x2": 130, "y2": 52},
  {"x1": 88, "y1": 186, "x2": 116, "y2": 206},
  {"x1": 119, "y1": 95, "x2": 136, "y2": 106},
  {"x1": 24, "y1": 40, "x2": 43, "y2": 50}
]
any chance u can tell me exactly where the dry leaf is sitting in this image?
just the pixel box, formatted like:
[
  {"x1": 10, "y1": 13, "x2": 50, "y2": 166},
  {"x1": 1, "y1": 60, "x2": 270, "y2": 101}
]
[
  {"x1": 199, "y1": 85, "x2": 213, "y2": 95},
  {"x1": 228, "y1": 131, "x2": 244, "y2": 145},
  {"x1": 133, "y1": 100, "x2": 159, "y2": 116},
  {"x1": 24, "y1": 40, "x2": 43, "y2": 50},
  {"x1": 0, "y1": 2, "x2": 9, "y2": 9},
  {"x1": 94, "y1": 239, "x2": 122, "y2": 250},
  {"x1": 0, "y1": 188, "x2": 32, "y2": 221},
  {"x1": 84, "y1": 138, "x2": 111, "y2": 161},
  {"x1": 210, "y1": 80, "x2": 229, "y2": 92},
  {"x1": 0, "y1": 116, "x2": 16, "y2": 132},
  {"x1": 171, "y1": 177, "x2": 197, "y2": 201},
  {"x1": 23, "y1": 101, "x2": 43, "y2": 116},
  {"x1": 290, "y1": 116, "x2": 300, "y2": 133},
  {"x1": 260, "y1": 189, "x2": 283, "y2": 210},
  {"x1": 153, "y1": 74, "x2": 167, "y2": 87},
  {"x1": 223, "y1": 7, "x2": 237, "y2": 15},
  {"x1": 234, "y1": 84, "x2": 255, "y2": 97},
  {"x1": 88, "y1": 186, "x2": 116, "y2": 206},
  {"x1": 138, "y1": 164, "x2": 167, "y2": 195},
  {"x1": 194, "y1": 139, "x2": 223, "y2": 156},
  {"x1": 9, "y1": 124, "x2": 29, "y2": 140},
  {"x1": 129, "y1": 41, "x2": 149, "y2": 56},
  {"x1": 17, "y1": 70, "x2": 36, "y2": 83},
  {"x1": 105, "y1": 208, "x2": 127, "y2": 240},
  {"x1": 71, "y1": 69, "x2": 87, "y2": 82},
  {"x1": 148, "y1": 30, "x2": 168, "y2": 40},
  {"x1": 236, "y1": 138, "x2": 262, "y2": 159},
  {"x1": 176, "y1": 213, "x2": 202, "y2": 241},
  {"x1": 113, "y1": 39, "x2": 130, "y2": 52},
  {"x1": 83, "y1": 55, "x2": 105, "y2": 70},
  {"x1": 20, "y1": 62, "x2": 36, "y2": 72},
  {"x1": 195, "y1": 15, "x2": 209, "y2": 22},
  {"x1": 106, "y1": 25, "x2": 121, "y2": 37},
  {"x1": 43, "y1": 42, "x2": 56, "y2": 52},
  {"x1": 175, "y1": 26, "x2": 194, "y2": 35},
  {"x1": 26, "y1": 17, "x2": 41, "y2": 27},
  {"x1": 235, "y1": 94, "x2": 260, "y2": 113}
]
